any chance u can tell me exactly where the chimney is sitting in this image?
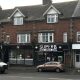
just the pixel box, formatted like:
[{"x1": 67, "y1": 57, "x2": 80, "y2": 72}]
[{"x1": 43, "y1": 0, "x2": 52, "y2": 5}]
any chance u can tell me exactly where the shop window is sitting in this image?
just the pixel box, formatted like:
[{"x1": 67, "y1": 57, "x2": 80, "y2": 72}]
[
  {"x1": 38, "y1": 33, "x2": 54, "y2": 43},
  {"x1": 9, "y1": 49, "x2": 33, "y2": 65},
  {"x1": 17, "y1": 33, "x2": 30, "y2": 43},
  {"x1": 58, "y1": 56, "x2": 63, "y2": 62}
]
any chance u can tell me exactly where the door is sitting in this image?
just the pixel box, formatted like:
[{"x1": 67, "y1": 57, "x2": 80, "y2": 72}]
[{"x1": 75, "y1": 54, "x2": 80, "y2": 68}]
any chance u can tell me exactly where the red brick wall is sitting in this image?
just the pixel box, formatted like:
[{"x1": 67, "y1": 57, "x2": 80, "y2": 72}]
[
  {"x1": 70, "y1": 19, "x2": 80, "y2": 43},
  {"x1": 1, "y1": 19, "x2": 70, "y2": 44}
]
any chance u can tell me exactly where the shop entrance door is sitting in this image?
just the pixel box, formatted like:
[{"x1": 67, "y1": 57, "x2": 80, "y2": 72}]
[{"x1": 75, "y1": 54, "x2": 80, "y2": 68}]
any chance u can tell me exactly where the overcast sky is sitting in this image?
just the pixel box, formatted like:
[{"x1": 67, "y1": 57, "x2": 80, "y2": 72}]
[{"x1": 0, "y1": 0, "x2": 76, "y2": 10}]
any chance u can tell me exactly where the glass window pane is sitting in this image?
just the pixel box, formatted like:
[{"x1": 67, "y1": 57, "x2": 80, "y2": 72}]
[
  {"x1": 14, "y1": 17, "x2": 23, "y2": 25},
  {"x1": 63, "y1": 32, "x2": 67, "y2": 43},
  {"x1": 47, "y1": 14, "x2": 58, "y2": 23},
  {"x1": 17, "y1": 34, "x2": 30, "y2": 43},
  {"x1": 38, "y1": 33, "x2": 53, "y2": 43},
  {"x1": 76, "y1": 55, "x2": 79, "y2": 62},
  {"x1": 48, "y1": 17, "x2": 50, "y2": 23},
  {"x1": 21, "y1": 34, "x2": 26, "y2": 43},
  {"x1": 78, "y1": 35, "x2": 80, "y2": 41}
]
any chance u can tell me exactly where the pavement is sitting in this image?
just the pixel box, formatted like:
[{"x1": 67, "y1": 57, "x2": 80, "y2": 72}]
[
  {"x1": 8, "y1": 66, "x2": 36, "y2": 73},
  {"x1": 8, "y1": 66, "x2": 80, "y2": 75}
]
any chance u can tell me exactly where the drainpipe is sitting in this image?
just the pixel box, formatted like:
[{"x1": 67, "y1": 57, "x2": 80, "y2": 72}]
[{"x1": 69, "y1": 18, "x2": 74, "y2": 68}]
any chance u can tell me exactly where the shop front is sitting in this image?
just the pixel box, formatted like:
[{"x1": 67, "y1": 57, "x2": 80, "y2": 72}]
[
  {"x1": 34, "y1": 44, "x2": 69, "y2": 66},
  {"x1": 72, "y1": 44, "x2": 80, "y2": 68},
  {"x1": 9, "y1": 44, "x2": 33, "y2": 66}
]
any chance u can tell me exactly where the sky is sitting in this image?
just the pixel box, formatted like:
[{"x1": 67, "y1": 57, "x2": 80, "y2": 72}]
[{"x1": 0, "y1": 0, "x2": 76, "y2": 10}]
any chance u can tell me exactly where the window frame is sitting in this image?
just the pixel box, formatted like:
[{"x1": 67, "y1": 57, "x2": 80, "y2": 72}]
[
  {"x1": 17, "y1": 33, "x2": 30, "y2": 43},
  {"x1": 38, "y1": 32, "x2": 54, "y2": 43},
  {"x1": 77, "y1": 32, "x2": 80, "y2": 42},
  {"x1": 14, "y1": 17, "x2": 23, "y2": 25},
  {"x1": 47, "y1": 14, "x2": 58, "y2": 23},
  {"x1": 63, "y1": 32, "x2": 67, "y2": 43}
]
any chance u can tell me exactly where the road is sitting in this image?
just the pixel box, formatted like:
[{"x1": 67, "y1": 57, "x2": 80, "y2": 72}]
[{"x1": 0, "y1": 67, "x2": 80, "y2": 80}]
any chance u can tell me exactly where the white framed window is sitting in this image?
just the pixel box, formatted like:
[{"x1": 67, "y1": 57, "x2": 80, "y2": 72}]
[
  {"x1": 77, "y1": 32, "x2": 80, "y2": 42},
  {"x1": 5, "y1": 35, "x2": 10, "y2": 44},
  {"x1": 63, "y1": 32, "x2": 67, "y2": 43},
  {"x1": 14, "y1": 17, "x2": 23, "y2": 25},
  {"x1": 17, "y1": 33, "x2": 30, "y2": 43},
  {"x1": 47, "y1": 14, "x2": 58, "y2": 23},
  {"x1": 38, "y1": 33, "x2": 54, "y2": 43}
]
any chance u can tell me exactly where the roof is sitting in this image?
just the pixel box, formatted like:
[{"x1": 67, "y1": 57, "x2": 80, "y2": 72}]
[
  {"x1": 16, "y1": 4, "x2": 49, "y2": 21},
  {"x1": 0, "y1": 1, "x2": 78, "y2": 22},
  {"x1": 72, "y1": 0, "x2": 80, "y2": 17},
  {"x1": 53, "y1": 1, "x2": 78, "y2": 18}
]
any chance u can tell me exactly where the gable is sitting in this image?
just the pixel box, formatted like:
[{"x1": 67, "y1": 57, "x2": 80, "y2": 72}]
[
  {"x1": 14, "y1": 11, "x2": 23, "y2": 17},
  {"x1": 47, "y1": 8, "x2": 58, "y2": 14},
  {"x1": 9, "y1": 8, "x2": 25, "y2": 18},
  {"x1": 43, "y1": 5, "x2": 61, "y2": 16}
]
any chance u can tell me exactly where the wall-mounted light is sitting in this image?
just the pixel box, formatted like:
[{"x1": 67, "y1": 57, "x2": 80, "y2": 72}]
[
  {"x1": 0, "y1": 45, "x2": 2, "y2": 49},
  {"x1": 35, "y1": 46, "x2": 38, "y2": 49},
  {"x1": 17, "y1": 45, "x2": 19, "y2": 49}
]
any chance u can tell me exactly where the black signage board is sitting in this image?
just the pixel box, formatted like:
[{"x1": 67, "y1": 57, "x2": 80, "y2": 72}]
[{"x1": 35, "y1": 44, "x2": 69, "y2": 52}]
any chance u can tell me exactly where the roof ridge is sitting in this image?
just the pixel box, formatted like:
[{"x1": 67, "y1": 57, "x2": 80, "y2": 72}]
[
  {"x1": 15, "y1": 4, "x2": 48, "y2": 9},
  {"x1": 53, "y1": 0, "x2": 77, "y2": 4}
]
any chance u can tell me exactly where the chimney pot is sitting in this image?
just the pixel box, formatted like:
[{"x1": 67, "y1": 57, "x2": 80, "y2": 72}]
[{"x1": 43, "y1": 0, "x2": 52, "y2": 5}]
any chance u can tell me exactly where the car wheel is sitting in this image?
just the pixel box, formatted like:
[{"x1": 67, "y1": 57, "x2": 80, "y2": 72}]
[
  {"x1": 1, "y1": 69, "x2": 5, "y2": 74},
  {"x1": 38, "y1": 68, "x2": 42, "y2": 72},
  {"x1": 56, "y1": 68, "x2": 60, "y2": 73}
]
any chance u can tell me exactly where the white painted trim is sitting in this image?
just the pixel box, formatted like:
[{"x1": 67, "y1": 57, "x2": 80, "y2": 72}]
[
  {"x1": 9, "y1": 8, "x2": 25, "y2": 19},
  {"x1": 43, "y1": 5, "x2": 61, "y2": 16},
  {"x1": 77, "y1": 32, "x2": 80, "y2": 42}
]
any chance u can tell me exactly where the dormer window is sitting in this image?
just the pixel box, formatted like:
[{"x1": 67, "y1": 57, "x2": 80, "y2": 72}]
[
  {"x1": 14, "y1": 17, "x2": 23, "y2": 25},
  {"x1": 47, "y1": 14, "x2": 58, "y2": 23},
  {"x1": 9, "y1": 8, "x2": 25, "y2": 25}
]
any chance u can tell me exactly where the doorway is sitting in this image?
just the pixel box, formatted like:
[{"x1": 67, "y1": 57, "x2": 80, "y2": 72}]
[{"x1": 75, "y1": 54, "x2": 80, "y2": 68}]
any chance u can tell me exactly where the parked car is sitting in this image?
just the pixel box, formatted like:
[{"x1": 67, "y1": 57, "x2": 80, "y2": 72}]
[
  {"x1": 0, "y1": 61, "x2": 8, "y2": 73},
  {"x1": 36, "y1": 61, "x2": 65, "y2": 72}
]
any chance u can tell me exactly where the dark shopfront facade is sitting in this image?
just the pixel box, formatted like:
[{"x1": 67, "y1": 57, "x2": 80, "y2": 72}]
[
  {"x1": 0, "y1": 43, "x2": 70, "y2": 67},
  {"x1": 34, "y1": 43, "x2": 70, "y2": 66},
  {"x1": 9, "y1": 44, "x2": 33, "y2": 66}
]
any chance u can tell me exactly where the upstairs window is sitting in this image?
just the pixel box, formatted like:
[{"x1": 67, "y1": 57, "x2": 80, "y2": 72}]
[
  {"x1": 63, "y1": 32, "x2": 67, "y2": 43},
  {"x1": 77, "y1": 32, "x2": 80, "y2": 42},
  {"x1": 17, "y1": 33, "x2": 30, "y2": 43},
  {"x1": 38, "y1": 33, "x2": 54, "y2": 43},
  {"x1": 47, "y1": 14, "x2": 58, "y2": 23},
  {"x1": 14, "y1": 17, "x2": 23, "y2": 25}
]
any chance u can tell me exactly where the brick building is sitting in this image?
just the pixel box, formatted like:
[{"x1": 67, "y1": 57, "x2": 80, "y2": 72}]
[{"x1": 0, "y1": 0, "x2": 80, "y2": 68}]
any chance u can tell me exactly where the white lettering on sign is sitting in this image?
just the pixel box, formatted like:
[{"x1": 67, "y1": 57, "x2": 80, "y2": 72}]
[{"x1": 39, "y1": 45, "x2": 57, "y2": 51}]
